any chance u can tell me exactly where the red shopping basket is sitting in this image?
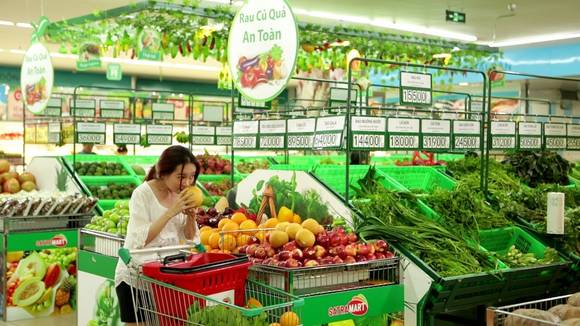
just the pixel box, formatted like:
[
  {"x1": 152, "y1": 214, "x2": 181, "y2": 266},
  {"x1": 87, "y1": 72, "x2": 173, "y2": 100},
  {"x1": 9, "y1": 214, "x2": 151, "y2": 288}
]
[{"x1": 141, "y1": 252, "x2": 251, "y2": 324}]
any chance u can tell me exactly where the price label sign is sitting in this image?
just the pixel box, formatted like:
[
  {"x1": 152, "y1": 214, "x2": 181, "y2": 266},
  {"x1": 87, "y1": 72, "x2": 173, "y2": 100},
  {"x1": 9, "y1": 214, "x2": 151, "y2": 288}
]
[
  {"x1": 45, "y1": 97, "x2": 62, "y2": 117},
  {"x1": 452, "y1": 120, "x2": 481, "y2": 150},
  {"x1": 387, "y1": 117, "x2": 420, "y2": 149},
  {"x1": 350, "y1": 116, "x2": 386, "y2": 150},
  {"x1": 35, "y1": 124, "x2": 49, "y2": 144},
  {"x1": 544, "y1": 123, "x2": 567, "y2": 150},
  {"x1": 152, "y1": 102, "x2": 175, "y2": 120},
  {"x1": 71, "y1": 99, "x2": 96, "y2": 117},
  {"x1": 287, "y1": 118, "x2": 316, "y2": 149},
  {"x1": 113, "y1": 124, "x2": 141, "y2": 145},
  {"x1": 567, "y1": 124, "x2": 580, "y2": 150},
  {"x1": 517, "y1": 122, "x2": 542, "y2": 150},
  {"x1": 47, "y1": 122, "x2": 61, "y2": 144},
  {"x1": 238, "y1": 94, "x2": 270, "y2": 110},
  {"x1": 421, "y1": 119, "x2": 451, "y2": 151},
  {"x1": 146, "y1": 125, "x2": 173, "y2": 145},
  {"x1": 191, "y1": 126, "x2": 216, "y2": 145},
  {"x1": 25, "y1": 125, "x2": 36, "y2": 144},
  {"x1": 259, "y1": 120, "x2": 286, "y2": 150},
  {"x1": 216, "y1": 126, "x2": 233, "y2": 146},
  {"x1": 490, "y1": 121, "x2": 516, "y2": 150},
  {"x1": 76, "y1": 122, "x2": 106, "y2": 144},
  {"x1": 313, "y1": 116, "x2": 346, "y2": 149},
  {"x1": 100, "y1": 100, "x2": 125, "y2": 119},
  {"x1": 233, "y1": 120, "x2": 259, "y2": 149},
  {"x1": 399, "y1": 71, "x2": 432, "y2": 106}
]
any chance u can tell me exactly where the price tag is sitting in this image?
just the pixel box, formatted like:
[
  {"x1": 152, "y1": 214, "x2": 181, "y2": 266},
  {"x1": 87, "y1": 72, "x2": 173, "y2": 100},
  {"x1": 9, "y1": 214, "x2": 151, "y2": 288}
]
[
  {"x1": 452, "y1": 120, "x2": 480, "y2": 150},
  {"x1": 517, "y1": 122, "x2": 542, "y2": 150},
  {"x1": 490, "y1": 121, "x2": 516, "y2": 150},
  {"x1": 330, "y1": 87, "x2": 358, "y2": 103},
  {"x1": 114, "y1": 124, "x2": 141, "y2": 144},
  {"x1": 259, "y1": 120, "x2": 286, "y2": 149},
  {"x1": 25, "y1": 125, "x2": 36, "y2": 144},
  {"x1": 287, "y1": 118, "x2": 316, "y2": 149},
  {"x1": 399, "y1": 71, "x2": 432, "y2": 106},
  {"x1": 421, "y1": 119, "x2": 451, "y2": 150},
  {"x1": 233, "y1": 121, "x2": 259, "y2": 149},
  {"x1": 47, "y1": 122, "x2": 61, "y2": 144},
  {"x1": 191, "y1": 126, "x2": 216, "y2": 145},
  {"x1": 313, "y1": 116, "x2": 346, "y2": 149},
  {"x1": 76, "y1": 122, "x2": 106, "y2": 144},
  {"x1": 45, "y1": 97, "x2": 62, "y2": 117},
  {"x1": 216, "y1": 126, "x2": 232, "y2": 146},
  {"x1": 100, "y1": 100, "x2": 125, "y2": 119},
  {"x1": 567, "y1": 124, "x2": 580, "y2": 150},
  {"x1": 350, "y1": 116, "x2": 386, "y2": 150},
  {"x1": 71, "y1": 99, "x2": 96, "y2": 117},
  {"x1": 152, "y1": 102, "x2": 175, "y2": 120},
  {"x1": 238, "y1": 94, "x2": 270, "y2": 110},
  {"x1": 146, "y1": 124, "x2": 173, "y2": 145},
  {"x1": 544, "y1": 123, "x2": 567, "y2": 150},
  {"x1": 387, "y1": 118, "x2": 420, "y2": 149}
]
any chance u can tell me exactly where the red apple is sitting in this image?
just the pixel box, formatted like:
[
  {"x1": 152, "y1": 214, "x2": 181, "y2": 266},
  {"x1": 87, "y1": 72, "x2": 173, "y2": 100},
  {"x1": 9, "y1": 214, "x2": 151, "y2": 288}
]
[
  {"x1": 276, "y1": 251, "x2": 292, "y2": 261},
  {"x1": 344, "y1": 244, "x2": 357, "y2": 257},
  {"x1": 247, "y1": 236, "x2": 260, "y2": 245},
  {"x1": 328, "y1": 245, "x2": 343, "y2": 257},
  {"x1": 316, "y1": 233, "x2": 330, "y2": 248},
  {"x1": 254, "y1": 247, "x2": 267, "y2": 259},
  {"x1": 3, "y1": 178, "x2": 20, "y2": 194},
  {"x1": 357, "y1": 244, "x2": 370, "y2": 256},
  {"x1": 375, "y1": 252, "x2": 386, "y2": 259},
  {"x1": 347, "y1": 233, "x2": 358, "y2": 243},
  {"x1": 385, "y1": 251, "x2": 395, "y2": 259},
  {"x1": 367, "y1": 254, "x2": 377, "y2": 261},
  {"x1": 277, "y1": 261, "x2": 287, "y2": 268},
  {"x1": 355, "y1": 255, "x2": 368, "y2": 262},
  {"x1": 335, "y1": 227, "x2": 346, "y2": 235},
  {"x1": 291, "y1": 248, "x2": 304, "y2": 261},
  {"x1": 367, "y1": 244, "x2": 375, "y2": 256},
  {"x1": 238, "y1": 245, "x2": 248, "y2": 254},
  {"x1": 330, "y1": 234, "x2": 341, "y2": 247},
  {"x1": 320, "y1": 257, "x2": 335, "y2": 265},
  {"x1": 250, "y1": 258, "x2": 263, "y2": 264},
  {"x1": 332, "y1": 256, "x2": 344, "y2": 264},
  {"x1": 304, "y1": 259, "x2": 319, "y2": 267},
  {"x1": 265, "y1": 246, "x2": 276, "y2": 258},
  {"x1": 246, "y1": 244, "x2": 259, "y2": 257},
  {"x1": 285, "y1": 258, "x2": 301, "y2": 268},
  {"x1": 340, "y1": 234, "x2": 349, "y2": 246},
  {"x1": 374, "y1": 240, "x2": 388, "y2": 252},
  {"x1": 344, "y1": 256, "x2": 356, "y2": 264},
  {"x1": 313, "y1": 245, "x2": 327, "y2": 259},
  {"x1": 282, "y1": 241, "x2": 297, "y2": 252},
  {"x1": 303, "y1": 247, "x2": 317, "y2": 260}
]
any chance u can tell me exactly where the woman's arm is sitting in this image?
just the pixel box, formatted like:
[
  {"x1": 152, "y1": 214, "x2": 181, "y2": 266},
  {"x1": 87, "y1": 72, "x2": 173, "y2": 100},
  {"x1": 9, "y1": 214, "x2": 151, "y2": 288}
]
[
  {"x1": 183, "y1": 215, "x2": 199, "y2": 241},
  {"x1": 144, "y1": 210, "x2": 176, "y2": 246}
]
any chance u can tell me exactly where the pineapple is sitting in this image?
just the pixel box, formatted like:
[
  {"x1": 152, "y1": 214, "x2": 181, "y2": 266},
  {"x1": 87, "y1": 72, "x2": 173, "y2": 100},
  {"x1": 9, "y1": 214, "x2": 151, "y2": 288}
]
[{"x1": 55, "y1": 276, "x2": 76, "y2": 306}]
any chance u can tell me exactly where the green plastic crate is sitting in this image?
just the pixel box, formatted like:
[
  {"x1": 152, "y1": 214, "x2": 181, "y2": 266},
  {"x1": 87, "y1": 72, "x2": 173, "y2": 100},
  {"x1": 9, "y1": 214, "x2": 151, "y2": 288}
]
[
  {"x1": 63, "y1": 155, "x2": 135, "y2": 181},
  {"x1": 314, "y1": 166, "x2": 406, "y2": 198},
  {"x1": 270, "y1": 164, "x2": 315, "y2": 172},
  {"x1": 198, "y1": 174, "x2": 235, "y2": 183},
  {"x1": 479, "y1": 226, "x2": 553, "y2": 259},
  {"x1": 80, "y1": 176, "x2": 140, "y2": 212},
  {"x1": 379, "y1": 166, "x2": 457, "y2": 193}
]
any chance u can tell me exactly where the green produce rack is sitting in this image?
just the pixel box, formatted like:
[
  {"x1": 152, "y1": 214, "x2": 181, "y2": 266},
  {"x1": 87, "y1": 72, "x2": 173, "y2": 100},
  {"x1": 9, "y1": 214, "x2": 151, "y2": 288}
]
[
  {"x1": 313, "y1": 165, "x2": 406, "y2": 197},
  {"x1": 378, "y1": 166, "x2": 457, "y2": 193},
  {"x1": 63, "y1": 155, "x2": 137, "y2": 181},
  {"x1": 78, "y1": 175, "x2": 140, "y2": 212}
]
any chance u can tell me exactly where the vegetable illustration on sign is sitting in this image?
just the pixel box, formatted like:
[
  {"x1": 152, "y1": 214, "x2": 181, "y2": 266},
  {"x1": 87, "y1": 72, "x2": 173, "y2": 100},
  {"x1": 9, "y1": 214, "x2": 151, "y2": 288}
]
[
  {"x1": 228, "y1": 0, "x2": 298, "y2": 102},
  {"x1": 20, "y1": 42, "x2": 53, "y2": 114}
]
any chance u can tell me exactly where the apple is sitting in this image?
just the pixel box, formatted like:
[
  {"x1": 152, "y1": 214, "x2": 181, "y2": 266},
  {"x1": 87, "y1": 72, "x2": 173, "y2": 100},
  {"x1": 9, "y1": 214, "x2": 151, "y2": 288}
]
[
  {"x1": 374, "y1": 240, "x2": 388, "y2": 252},
  {"x1": 238, "y1": 245, "x2": 248, "y2": 254},
  {"x1": 18, "y1": 172, "x2": 35, "y2": 184},
  {"x1": 320, "y1": 257, "x2": 335, "y2": 265},
  {"x1": 335, "y1": 227, "x2": 345, "y2": 235},
  {"x1": 316, "y1": 233, "x2": 330, "y2": 248},
  {"x1": 344, "y1": 244, "x2": 357, "y2": 257},
  {"x1": 262, "y1": 258, "x2": 276, "y2": 265},
  {"x1": 277, "y1": 261, "x2": 287, "y2": 268},
  {"x1": 3, "y1": 178, "x2": 20, "y2": 194},
  {"x1": 344, "y1": 256, "x2": 356, "y2": 264},
  {"x1": 265, "y1": 246, "x2": 276, "y2": 258},
  {"x1": 355, "y1": 255, "x2": 368, "y2": 262},
  {"x1": 375, "y1": 252, "x2": 386, "y2": 259},
  {"x1": 340, "y1": 234, "x2": 349, "y2": 246},
  {"x1": 303, "y1": 247, "x2": 317, "y2": 260},
  {"x1": 304, "y1": 260, "x2": 319, "y2": 267},
  {"x1": 313, "y1": 245, "x2": 327, "y2": 259},
  {"x1": 247, "y1": 236, "x2": 260, "y2": 245},
  {"x1": 367, "y1": 254, "x2": 377, "y2": 261},
  {"x1": 254, "y1": 247, "x2": 267, "y2": 259},
  {"x1": 385, "y1": 251, "x2": 395, "y2": 259},
  {"x1": 246, "y1": 244, "x2": 259, "y2": 257},
  {"x1": 282, "y1": 241, "x2": 298, "y2": 252},
  {"x1": 347, "y1": 233, "x2": 358, "y2": 243},
  {"x1": 328, "y1": 245, "x2": 343, "y2": 257},
  {"x1": 357, "y1": 243, "x2": 370, "y2": 256},
  {"x1": 291, "y1": 248, "x2": 304, "y2": 261},
  {"x1": 0, "y1": 159, "x2": 10, "y2": 174},
  {"x1": 277, "y1": 251, "x2": 292, "y2": 261},
  {"x1": 330, "y1": 234, "x2": 341, "y2": 247},
  {"x1": 250, "y1": 258, "x2": 263, "y2": 264},
  {"x1": 367, "y1": 244, "x2": 375, "y2": 256},
  {"x1": 332, "y1": 256, "x2": 344, "y2": 264},
  {"x1": 285, "y1": 258, "x2": 301, "y2": 268}
]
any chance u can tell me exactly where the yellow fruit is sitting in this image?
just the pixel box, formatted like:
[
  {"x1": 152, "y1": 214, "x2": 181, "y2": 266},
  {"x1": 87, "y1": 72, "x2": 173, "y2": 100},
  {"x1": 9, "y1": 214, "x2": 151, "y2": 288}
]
[
  {"x1": 255, "y1": 231, "x2": 266, "y2": 243},
  {"x1": 240, "y1": 220, "x2": 258, "y2": 234},
  {"x1": 208, "y1": 232, "x2": 221, "y2": 249},
  {"x1": 269, "y1": 230, "x2": 289, "y2": 249},
  {"x1": 200, "y1": 230, "x2": 213, "y2": 245},
  {"x1": 263, "y1": 218, "x2": 279, "y2": 229},
  {"x1": 278, "y1": 206, "x2": 294, "y2": 223},
  {"x1": 246, "y1": 297, "x2": 263, "y2": 308},
  {"x1": 237, "y1": 234, "x2": 252, "y2": 246},
  {"x1": 218, "y1": 218, "x2": 232, "y2": 230},
  {"x1": 280, "y1": 311, "x2": 300, "y2": 326},
  {"x1": 315, "y1": 224, "x2": 325, "y2": 235},
  {"x1": 270, "y1": 324, "x2": 282, "y2": 326},
  {"x1": 7, "y1": 251, "x2": 24, "y2": 263},
  {"x1": 276, "y1": 222, "x2": 290, "y2": 232},
  {"x1": 285, "y1": 224, "x2": 302, "y2": 240},
  {"x1": 231, "y1": 212, "x2": 248, "y2": 225},
  {"x1": 221, "y1": 222, "x2": 240, "y2": 235},
  {"x1": 200, "y1": 226, "x2": 213, "y2": 233},
  {"x1": 292, "y1": 214, "x2": 302, "y2": 224},
  {"x1": 301, "y1": 219, "x2": 322, "y2": 235},
  {"x1": 219, "y1": 234, "x2": 237, "y2": 251},
  {"x1": 295, "y1": 229, "x2": 315, "y2": 248},
  {"x1": 185, "y1": 186, "x2": 204, "y2": 208}
]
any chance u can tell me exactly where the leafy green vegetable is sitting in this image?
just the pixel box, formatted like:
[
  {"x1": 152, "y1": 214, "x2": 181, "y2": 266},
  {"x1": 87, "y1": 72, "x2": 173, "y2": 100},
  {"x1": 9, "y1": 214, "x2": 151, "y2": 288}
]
[
  {"x1": 503, "y1": 151, "x2": 571, "y2": 187},
  {"x1": 187, "y1": 302, "x2": 270, "y2": 326}
]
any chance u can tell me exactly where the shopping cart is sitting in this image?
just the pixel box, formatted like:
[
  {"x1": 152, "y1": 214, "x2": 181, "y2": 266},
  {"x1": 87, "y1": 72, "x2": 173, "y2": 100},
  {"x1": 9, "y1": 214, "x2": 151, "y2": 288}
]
[
  {"x1": 486, "y1": 294, "x2": 573, "y2": 326},
  {"x1": 119, "y1": 246, "x2": 304, "y2": 326}
]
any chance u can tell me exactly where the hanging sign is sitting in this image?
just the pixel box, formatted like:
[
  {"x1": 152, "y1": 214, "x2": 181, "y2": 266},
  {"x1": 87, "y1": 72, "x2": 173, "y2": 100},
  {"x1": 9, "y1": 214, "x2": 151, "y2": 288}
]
[
  {"x1": 452, "y1": 120, "x2": 480, "y2": 150},
  {"x1": 233, "y1": 120, "x2": 259, "y2": 149},
  {"x1": 567, "y1": 124, "x2": 580, "y2": 150},
  {"x1": 216, "y1": 126, "x2": 233, "y2": 146},
  {"x1": 313, "y1": 115, "x2": 346, "y2": 149},
  {"x1": 228, "y1": 0, "x2": 298, "y2": 102},
  {"x1": 152, "y1": 102, "x2": 175, "y2": 120},
  {"x1": 76, "y1": 122, "x2": 106, "y2": 144},
  {"x1": 544, "y1": 123, "x2": 567, "y2": 150},
  {"x1": 421, "y1": 119, "x2": 451, "y2": 150},
  {"x1": 45, "y1": 97, "x2": 62, "y2": 117},
  {"x1": 100, "y1": 100, "x2": 125, "y2": 119},
  {"x1": 399, "y1": 71, "x2": 432, "y2": 107},
  {"x1": 203, "y1": 104, "x2": 225, "y2": 122},
  {"x1": 238, "y1": 94, "x2": 271, "y2": 110},
  {"x1": 350, "y1": 116, "x2": 386, "y2": 150},
  {"x1": 35, "y1": 123, "x2": 49, "y2": 144},
  {"x1": 77, "y1": 43, "x2": 102, "y2": 70},
  {"x1": 47, "y1": 122, "x2": 61, "y2": 144},
  {"x1": 138, "y1": 29, "x2": 162, "y2": 61},
  {"x1": 113, "y1": 124, "x2": 141, "y2": 145},
  {"x1": 259, "y1": 120, "x2": 286, "y2": 149},
  {"x1": 191, "y1": 126, "x2": 216, "y2": 145},
  {"x1": 146, "y1": 125, "x2": 173, "y2": 145},
  {"x1": 330, "y1": 87, "x2": 358, "y2": 109},
  {"x1": 106, "y1": 63, "x2": 123, "y2": 81},
  {"x1": 517, "y1": 122, "x2": 542, "y2": 150},
  {"x1": 287, "y1": 118, "x2": 316, "y2": 149},
  {"x1": 20, "y1": 42, "x2": 54, "y2": 114},
  {"x1": 71, "y1": 99, "x2": 96, "y2": 117},
  {"x1": 490, "y1": 121, "x2": 516, "y2": 150},
  {"x1": 387, "y1": 117, "x2": 420, "y2": 149}
]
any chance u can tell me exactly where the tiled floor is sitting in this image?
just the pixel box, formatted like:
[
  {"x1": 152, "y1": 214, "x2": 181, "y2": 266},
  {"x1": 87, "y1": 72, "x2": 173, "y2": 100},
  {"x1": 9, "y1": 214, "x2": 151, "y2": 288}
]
[{"x1": 0, "y1": 314, "x2": 76, "y2": 326}]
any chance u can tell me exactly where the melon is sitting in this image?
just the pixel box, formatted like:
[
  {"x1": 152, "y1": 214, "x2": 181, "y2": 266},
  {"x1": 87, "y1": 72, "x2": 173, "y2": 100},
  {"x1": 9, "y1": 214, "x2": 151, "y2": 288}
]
[
  {"x1": 13, "y1": 278, "x2": 45, "y2": 307},
  {"x1": 295, "y1": 229, "x2": 315, "y2": 248},
  {"x1": 269, "y1": 231, "x2": 289, "y2": 249},
  {"x1": 185, "y1": 186, "x2": 204, "y2": 208}
]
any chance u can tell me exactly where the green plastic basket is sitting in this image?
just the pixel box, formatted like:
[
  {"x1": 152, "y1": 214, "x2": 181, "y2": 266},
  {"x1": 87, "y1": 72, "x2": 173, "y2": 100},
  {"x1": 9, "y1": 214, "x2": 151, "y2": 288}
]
[
  {"x1": 379, "y1": 166, "x2": 457, "y2": 193},
  {"x1": 64, "y1": 155, "x2": 135, "y2": 180},
  {"x1": 314, "y1": 166, "x2": 406, "y2": 198},
  {"x1": 198, "y1": 174, "x2": 235, "y2": 183},
  {"x1": 270, "y1": 164, "x2": 315, "y2": 172},
  {"x1": 479, "y1": 226, "x2": 551, "y2": 259},
  {"x1": 80, "y1": 176, "x2": 140, "y2": 212}
]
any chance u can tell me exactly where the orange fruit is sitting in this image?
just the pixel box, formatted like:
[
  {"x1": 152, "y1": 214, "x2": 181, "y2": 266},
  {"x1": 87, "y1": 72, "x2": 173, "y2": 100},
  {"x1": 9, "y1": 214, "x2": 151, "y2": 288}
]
[
  {"x1": 200, "y1": 230, "x2": 213, "y2": 245},
  {"x1": 218, "y1": 218, "x2": 232, "y2": 230},
  {"x1": 237, "y1": 234, "x2": 252, "y2": 246},
  {"x1": 239, "y1": 220, "x2": 258, "y2": 233},
  {"x1": 279, "y1": 311, "x2": 299, "y2": 326},
  {"x1": 208, "y1": 232, "x2": 221, "y2": 249},
  {"x1": 200, "y1": 226, "x2": 213, "y2": 233},
  {"x1": 263, "y1": 218, "x2": 279, "y2": 229},
  {"x1": 247, "y1": 297, "x2": 263, "y2": 308},
  {"x1": 231, "y1": 212, "x2": 247, "y2": 225},
  {"x1": 219, "y1": 234, "x2": 237, "y2": 251},
  {"x1": 221, "y1": 222, "x2": 240, "y2": 235}
]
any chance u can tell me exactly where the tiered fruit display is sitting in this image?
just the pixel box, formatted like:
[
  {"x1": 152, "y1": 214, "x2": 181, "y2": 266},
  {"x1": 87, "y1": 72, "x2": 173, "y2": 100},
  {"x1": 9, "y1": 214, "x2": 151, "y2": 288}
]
[
  {"x1": 199, "y1": 208, "x2": 261, "y2": 252},
  {"x1": 202, "y1": 179, "x2": 233, "y2": 196},
  {"x1": 0, "y1": 159, "x2": 37, "y2": 194},
  {"x1": 195, "y1": 207, "x2": 236, "y2": 228},
  {"x1": 74, "y1": 162, "x2": 129, "y2": 176},
  {"x1": 85, "y1": 201, "x2": 129, "y2": 236},
  {"x1": 87, "y1": 183, "x2": 136, "y2": 200},
  {"x1": 196, "y1": 151, "x2": 232, "y2": 175},
  {"x1": 236, "y1": 159, "x2": 270, "y2": 174}
]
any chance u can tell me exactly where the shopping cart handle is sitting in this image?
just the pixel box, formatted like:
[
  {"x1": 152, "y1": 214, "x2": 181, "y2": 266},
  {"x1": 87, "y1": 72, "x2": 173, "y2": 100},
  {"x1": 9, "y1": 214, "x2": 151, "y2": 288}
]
[
  {"x1": 119, "y1": 248, "x2": 131, "y2": 265},
  {"x1": 195, "y1": 243, "x2": 206, "y2": 253},
  {"x1": 163, "y1": 252, "x2": 188, "y2": 265}
]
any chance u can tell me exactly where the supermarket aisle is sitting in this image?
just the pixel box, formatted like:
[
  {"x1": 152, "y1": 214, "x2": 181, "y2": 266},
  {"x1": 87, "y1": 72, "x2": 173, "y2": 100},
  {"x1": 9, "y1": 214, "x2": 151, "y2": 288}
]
[{"x1": 0, "y1": 314, "x2": 76, "y2": 326}]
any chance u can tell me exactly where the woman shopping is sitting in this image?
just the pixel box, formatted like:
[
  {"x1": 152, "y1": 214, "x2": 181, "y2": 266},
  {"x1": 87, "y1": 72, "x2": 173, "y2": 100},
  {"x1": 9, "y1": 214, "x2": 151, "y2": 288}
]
[{"x1": 115, "y1": 145, "x2": 202, "y2": 325}]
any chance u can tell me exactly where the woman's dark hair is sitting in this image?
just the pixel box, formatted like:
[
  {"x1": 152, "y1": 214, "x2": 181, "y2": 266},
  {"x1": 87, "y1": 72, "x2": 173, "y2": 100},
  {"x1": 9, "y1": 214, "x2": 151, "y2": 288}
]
[{"x1": 145, "y1": 145, "x2": 201, "y2": 183}]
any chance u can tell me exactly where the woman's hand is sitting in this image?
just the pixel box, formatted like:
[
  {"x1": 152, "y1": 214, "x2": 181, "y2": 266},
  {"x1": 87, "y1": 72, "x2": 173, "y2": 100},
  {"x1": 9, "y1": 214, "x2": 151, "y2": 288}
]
[{"x1": 166, "y1": 189, "x2": 196, "y2": 218}]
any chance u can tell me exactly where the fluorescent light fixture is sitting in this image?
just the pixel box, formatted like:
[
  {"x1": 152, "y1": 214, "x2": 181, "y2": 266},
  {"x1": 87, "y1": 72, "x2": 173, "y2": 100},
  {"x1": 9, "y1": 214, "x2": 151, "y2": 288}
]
[
  {"x1": 490, "y1": 31, "x2": 580, "y2": 47},
  {"x1": 15, "y1": 22, "x2": 33, "y2": 29},
  {"x1": 9, "y1": 49, "x2": 25, "y2": 54},
  {"x1": 458, "y1": 82, "x2": 469, "y2": 86},
  {"x1": 293, "y1": 9, "x2": 477, "y2": 42},
  {"x1": 50, "y1": 52, "x2": 77, "y2": 59},
  {"x1": 0, "y1": 20, "x2": 14, "y2": 26}
]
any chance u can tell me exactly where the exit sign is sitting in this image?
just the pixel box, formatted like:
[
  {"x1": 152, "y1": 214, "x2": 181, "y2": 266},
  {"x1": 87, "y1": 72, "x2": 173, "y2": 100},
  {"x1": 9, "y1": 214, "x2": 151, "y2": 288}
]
[{"x1": 446, "y1": 10, "x2": 466, "y2": 23}]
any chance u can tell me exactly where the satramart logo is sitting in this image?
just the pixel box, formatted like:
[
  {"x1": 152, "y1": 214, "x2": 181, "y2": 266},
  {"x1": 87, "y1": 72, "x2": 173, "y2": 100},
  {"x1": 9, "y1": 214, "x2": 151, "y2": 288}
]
[
  {"x1": 35, "y1": 234, "x2": 67, "y2": 248},
  {"x1": 328, "y1": 294, "x2": 369, "y2": 317}
]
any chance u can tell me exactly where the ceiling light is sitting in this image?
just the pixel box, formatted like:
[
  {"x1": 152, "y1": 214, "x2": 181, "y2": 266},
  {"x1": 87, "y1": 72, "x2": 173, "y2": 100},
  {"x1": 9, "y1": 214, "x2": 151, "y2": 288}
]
[
  {"x1": 100, "y1": 57, "x2": 221, "y2": 72},
  {"x1": 0, "y1": 20, "x2": 14, "y2": 26},
  {"x1": 490, "y1": 31, "x2": 580, "y2": 47},
  {"x1": 50, "y1": 52, "x2": 77, "y2": 59},
  {"x1": 15, "y1": 22, "x2": 33, "y2": 29}
]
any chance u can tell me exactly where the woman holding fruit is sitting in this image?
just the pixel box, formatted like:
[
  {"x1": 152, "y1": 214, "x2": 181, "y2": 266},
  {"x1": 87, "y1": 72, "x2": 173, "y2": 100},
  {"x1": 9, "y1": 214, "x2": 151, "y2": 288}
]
[{"x1": 114, "y1": 145, "x2": 203, "y2": 325}]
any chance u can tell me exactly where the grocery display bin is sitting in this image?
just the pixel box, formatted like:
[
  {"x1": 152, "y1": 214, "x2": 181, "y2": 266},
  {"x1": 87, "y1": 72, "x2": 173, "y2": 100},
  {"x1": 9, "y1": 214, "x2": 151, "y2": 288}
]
[
  {"x1": 78, "y1": 175, "x2": 140, "y2": 212},
  {"x1": 378, "y1": 166, "x2": 457, "y2": 193},
  {"x1": 486, "y1": 294, "x2": 572, "y2": 326}
]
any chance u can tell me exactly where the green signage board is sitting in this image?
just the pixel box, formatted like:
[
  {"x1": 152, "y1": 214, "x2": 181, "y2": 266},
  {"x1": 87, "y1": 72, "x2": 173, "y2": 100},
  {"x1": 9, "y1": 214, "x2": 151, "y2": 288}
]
[
  {"x1": 350, "y1": 116, "x2": 386, "y2": 150},
  {"x1": 517, "y1": 122, "x2": 543, "y2": 150},
  {"x1": 216, "y1": 126, "x2": 233, "y2": 146},
  {"x1": 313, "y1": 116, "x2": 346, "y2": 149},
  {"x1": 544, "y1": 123, "x2": 567, "y2": 150},
  {"x1": 76, "y1": 122, "x2": 106, "y2": 144},
  {"x1": 399, "y1": 71, "x2": 432, "y2": 107},
  {"x1": 100, "y1": 100, "x2": 125, "y2": 119},
  {"x1": 452, "y1": 120, "x2": 480, "y2": 151},
  {"x1": 259, "y1": 120, "x2": 286, "y2": 150},
  {"x1": 77, "y1": 43, "x2": 102, "y2": 70},
  {"x1": 138, "y1": 29, "x2": 162, "y2": 61},
  {"x1": 146, "y1": 124, "x2": 173, "y2": 145},
  {"x1": 8, "y1": 229, "x2": 78, "y2": 251},
  {"x1": 191, "y1": 126, "x2": 216, "y2": 145},
  {"x1": 421, "y1": 119, "x2": 451, "y2": 151},
  {"x1": 490, "y1": 121, "x2": 516, "y2": 150},
  {"x1": 45, "y1": 97, "x2": 62, "y2": 117},
  {"x1": 106, "y1": 63, "x2": 123, "y2": 81},
  {"x1": 387, "y1": 117, "x2": 421, "y2": 150},
  {"x1": 287, "y1": 118, "x2": 316, "y2": 149},
  {"x1": 567, "y1": 124, "x2": 580, "y2": 150},
  {"x1": 233, "y1": 120, "x2": 259, "y2": 149},
  {"x1": 152, "y1": 102, "x2": 175, "y2": 120},
  {"x1": 71, "y1": 98, "x2": 96, "y2": 117},
  {"x1": 113, "y1": 123, "x2": 141, "y2": 145}
]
